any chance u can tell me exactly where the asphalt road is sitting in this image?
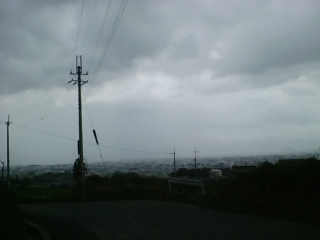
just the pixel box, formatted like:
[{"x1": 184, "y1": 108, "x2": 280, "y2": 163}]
[{"x1": 20, "y1": 200, "x2": 320, "y2": 240}]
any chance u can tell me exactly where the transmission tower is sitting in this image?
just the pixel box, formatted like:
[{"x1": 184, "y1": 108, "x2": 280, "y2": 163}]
[{"x1": 69, "y1": 55, "x2": 88, "y2": 200}]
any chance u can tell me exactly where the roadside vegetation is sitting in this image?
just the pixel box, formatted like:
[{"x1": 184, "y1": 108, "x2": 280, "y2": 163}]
[
  {"x1": 8, "y1": 157, "x2": 320, "y2": 226},
  {"x1": 208, "y1": 158, "x2": 320, "y2": 226}
]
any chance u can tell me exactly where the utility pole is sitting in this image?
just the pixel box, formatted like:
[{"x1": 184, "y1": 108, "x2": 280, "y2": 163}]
[
  {"x1": 6, "y1": 115, "x2": 12, "y2": 189},
  {"x1": 194, "y1": 147, "x2": 199, "y2": 171},
  {"x1": 1, "y1": 161, "x2": 4, "y2": 182},
  {"x1": 170, "y1": 148, "x2": 176, "y2": 173},
  {"x1": 69, "y1": 55, "x2": 88, "y2": 201}
]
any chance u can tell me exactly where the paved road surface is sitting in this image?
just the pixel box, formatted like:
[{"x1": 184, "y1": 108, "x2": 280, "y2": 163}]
[{"x1": 20, "y1": 200, "x2": 320, "y2": 240}]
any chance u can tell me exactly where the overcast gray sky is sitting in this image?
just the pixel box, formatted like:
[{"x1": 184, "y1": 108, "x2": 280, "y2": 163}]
[{"x1": 1, "y1": 0, "x2": 320, "y2": 165}]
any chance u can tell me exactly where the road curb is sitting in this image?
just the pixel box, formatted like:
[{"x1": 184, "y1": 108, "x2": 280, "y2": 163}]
[{"x1": 24, "y1": 219, "x2": 51, "y2": 240}]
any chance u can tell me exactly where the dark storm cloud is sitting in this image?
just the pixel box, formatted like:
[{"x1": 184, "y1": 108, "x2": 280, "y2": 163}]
[
  {"x1": 0, "y1": 0, "x2": 77, "y2": 94},
  {"x1": 2, "y1": 0, "x2": 320, "y2": 94},
  {"x1": 1, "y1": 0, "x2": 320, "y2": 164},
  {"x1": 216, "y1": 13, "x2": 320, "y2": 73},
  {"x1": 99, "y1": 0, "x2": 320, "y2": 94}
]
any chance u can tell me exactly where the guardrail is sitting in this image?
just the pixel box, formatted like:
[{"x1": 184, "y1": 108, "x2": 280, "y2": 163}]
[{"x1": 168, "y1": 177, "x2": 205, "y2": 195}]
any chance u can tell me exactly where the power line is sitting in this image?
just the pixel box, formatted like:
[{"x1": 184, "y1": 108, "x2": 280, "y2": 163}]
[
  {"x1": 5, "y1": 0, "x2": 86, "y2": 124},
  {"x1": 5, "y1": 1, "x2": 87, "y2": 122},
  {"x1": 13, "y1": 122, "x2": 77, "y2": 142},
  {"x1": 7, "y1": 83, "x2": 73, "y2": 119},
  {"x1": 0, "y1": 86, "x2": 77, "y2": 138},
  {"x1": 80, "y1": 0, "x2": 128, "y2": 168},
  {"x1": 3, "y1": 0, "x2": 127, "y2": 127},
  {"x1": 90, "y1": 0, "x2": 128, "y2": 87},
  {"x1": 12, "y1": 122, "x2": 169, "y2": 156},
  {"x1": 88, "y1": 0, "x2": 113, "y2": 72},
  {"x1": 1, "y1": 1, "x2": 135, "y2": 167},
  {"x1": 82, "y1": 0, "x2": 99, "y2": 58},
  {"x1": 82, "y1": 91, "x2": 106, "y2": 168},
  {"x1": 71, "y1": 0, "x2": 85, "y2": 70},
  {"x1": 95, "y1": 143, "x2": 168, "y2": 155}
]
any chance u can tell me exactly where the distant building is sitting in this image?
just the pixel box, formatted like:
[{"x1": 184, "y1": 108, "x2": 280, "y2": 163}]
[{"x1": 209, "y1": 169, "x2": 222, "y2": 178}]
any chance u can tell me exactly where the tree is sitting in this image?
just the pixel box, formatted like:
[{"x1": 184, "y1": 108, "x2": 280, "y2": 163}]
[{"x1": 72, "y1": 158, "x2": 87, "y2": 181}]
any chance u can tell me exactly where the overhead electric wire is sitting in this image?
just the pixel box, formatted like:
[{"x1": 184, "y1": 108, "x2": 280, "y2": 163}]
[
  {"x1": 90, "y1": 0, "x2": 128, "y2": 87},
  {"x1": 13, "y1": 122, "x2": 77, "y2": 143},
  {"x1": 82, "y1": 91, "x2": 106, "y2": 168},
  {"x1": 80, "y1": 0, "x2": 128, "y2": 167},
  {"x1": 95, "y1": 144, "x2": 168, "y2": 155},
  {"x1": 8, "y1": 83, "x2": 74, "y2": 120},
  {"x1": 71, "y1": 0, "x2": 85, "y2": 70},
  {"x1": 1, "y1": 0, "x2": 155, "y2": 165},
  {"x1": 2, "y1": 1, "x2": 126, "y2": 125},
  {"x1": 1, "y1": 85, "x2": 77, "y2": 137},
  {"x1": 5, "y1": 0, "x2": 86, "y2": 123},
  {"x1": 82, "y1": 0, "x2": 99, "y2": 59},
  {"x1": 88, "y1": 0, "x2": 112, "y2": 72},
  {"x1": 92, "y1": 0, "x2": 127, "y2": 83},
  {"x1": 6, "y1": 0, "x2": 127, "y2": 126},
  {"x1": 12, "y1": 122, "x2": 168, "y2": 156}
]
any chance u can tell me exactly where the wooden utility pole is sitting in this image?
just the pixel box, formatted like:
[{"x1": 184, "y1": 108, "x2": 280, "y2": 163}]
[
  {"x1": 194, "y1": 147, "x2": 199, "y2": 171},
  {"x1": 1, "y1": 161, "x2": 4, "y2": 182},
  {"x1": 170, "y1": 148, "x2": 176, "y2": 173},
  {"x1": 69, "y1": 55, "x2": 88, "y2": 200},
  {"x1": 6, "y1": 115, "x2": 12, "y2": 188}
]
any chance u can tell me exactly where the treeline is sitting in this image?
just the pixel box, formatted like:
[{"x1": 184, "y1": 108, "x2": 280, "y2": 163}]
[
  {"x1": 208, "y1": 158, "x2": 320, "y2": 225},
  {"x1": 169, "y1": 167, "x2": 211, "y2": 179}
]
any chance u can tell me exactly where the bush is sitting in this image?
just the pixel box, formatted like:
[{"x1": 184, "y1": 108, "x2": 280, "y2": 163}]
[
  {"x1": 84, "y1": 172, "x2": 168, "y2": 201},
  {"x1": 209, "y1": 158, "x2": 320, "y2": 225},
  {"x1": 170, "y1": 168, "x2": 211, "y2": 179}
]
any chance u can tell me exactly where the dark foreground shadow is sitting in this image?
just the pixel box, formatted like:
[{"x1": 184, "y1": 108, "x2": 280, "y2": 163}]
[{"x1": 20, "y1": 200, "x2": 320, "y2": 240}]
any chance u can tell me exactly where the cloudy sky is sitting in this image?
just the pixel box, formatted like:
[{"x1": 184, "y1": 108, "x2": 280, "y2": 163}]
[{"x1": 1, "y1": 0, "x2": 320, "y2": 166}]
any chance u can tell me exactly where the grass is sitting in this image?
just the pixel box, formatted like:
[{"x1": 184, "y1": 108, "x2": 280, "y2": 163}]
[{"x1": 13, "y1": 187, "x2": 73, "y2": 202}]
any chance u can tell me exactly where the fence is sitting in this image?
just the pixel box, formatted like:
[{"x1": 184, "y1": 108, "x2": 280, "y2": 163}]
[{"x1": 168, "y1": 177, "x2": 205, "y2": 195}]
